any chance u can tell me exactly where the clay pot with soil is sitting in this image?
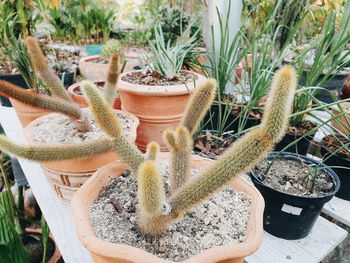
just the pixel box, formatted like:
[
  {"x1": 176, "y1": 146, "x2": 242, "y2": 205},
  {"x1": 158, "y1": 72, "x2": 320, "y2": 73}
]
[
  {"x1": 23, "y1": 109, "x2": 138, "y2": 204},
  {"x1": 117, "y1": 69, "x2": 206, "y2": 151},
  {"x1": 321, "y1": 134, "x2": 350, "y2": 200},
  {"x1": 250, "y1": 152, "x2": 340, "y2": 240},
  {"x1": 71, "y1": 155, "x2": 264, "y2": 263},
  {"x1": 68, "y1": 81, "x2": 122, "y2": 109}
]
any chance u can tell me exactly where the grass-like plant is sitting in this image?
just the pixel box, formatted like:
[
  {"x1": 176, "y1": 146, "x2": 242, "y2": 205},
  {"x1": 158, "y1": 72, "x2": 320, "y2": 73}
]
[{"x1": 1, "y1": 65, "x2": 296, "y2": 239}]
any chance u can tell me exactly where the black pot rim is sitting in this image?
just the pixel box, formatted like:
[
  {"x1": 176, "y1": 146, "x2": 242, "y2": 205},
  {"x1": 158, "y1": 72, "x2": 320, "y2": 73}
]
[
  {"x1": 250, "y1": 152, "x2": 340, "y2": 200},
  {"x1": 321, "y1": 140, "x2": 350, "y2": 163}
]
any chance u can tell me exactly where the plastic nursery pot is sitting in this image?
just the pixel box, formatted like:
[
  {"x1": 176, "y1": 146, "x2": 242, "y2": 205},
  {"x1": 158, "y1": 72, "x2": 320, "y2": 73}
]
[
  {"x1": 68, "y1": 81, "x2": 121, "y2": 109},
  {"x1": 78, "y1": 55, "x2": 139, "y2": 82},
  {"x1": 23, "y1": 109, "x2": 139, "y2": 204},
  {"x1": 321, "y1": 144, "x2": 350, "y2": 201},
  {"x1": 85, "y1": 45, "x2": 103, "y2": 56},
  {"x1": 117, "y1": 70, "x2": 207, "y2": 151},
  {"x1": 71, "y1": 154, "x2": 264, "y2": 263},
  {"x1": 250, "y1": 152, "x2": 340, "y2": 240},
  {"x1": 25, "y1": 228, "x2": 61, "y2": 263},
  {"x1": 9, "y1": 90, "x2": 52, "y2": 128},
  {"x1": 274, "y1": 132, "x2": 316, "y2": 155}
]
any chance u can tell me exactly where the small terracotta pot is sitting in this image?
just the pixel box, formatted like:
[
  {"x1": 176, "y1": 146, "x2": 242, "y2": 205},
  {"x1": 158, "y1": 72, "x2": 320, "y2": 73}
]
[
  {"x1": 9, "y1": 90, "x2": 52, "y2": 128},
  {"x1": 117, "y1": 70, "x2": 207, "y2": 151},
  {"x1": 332, "y1": 102, "x2": 350, "y2": 134},
  {"x1": 71, "y1": 155, "x2": 264, "y2": 263},
  {"x1": 68, "y1": 81, "x2": 121, "y2": 109},
  {"x1": 79, "y1": 55, "x2": 138, "y2": 82},
  {"x1": 23, "y1": 110, "x2": 139, "y2": 204},
  {"x1": 25, "y1": 228, "x2": 61, "y2": 262}
]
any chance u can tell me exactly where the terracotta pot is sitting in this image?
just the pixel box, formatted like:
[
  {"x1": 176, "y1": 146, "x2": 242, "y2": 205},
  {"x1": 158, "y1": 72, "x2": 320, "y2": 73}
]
[
  {"x1": 68, "y1": 81, "x2": 121, "y2": 109},
  {"x1": 117, "y1": 70, "x2": 207, "y2": 151},
  {"x1": 9, "y1": 90, "x2": 52, "y2": 128},
  {"x1": 79, "y1": 55, "x2": 139, "y2": 82},
  {"x1": 332, "y1": 102, "x2": 350, "y2": 134},
  {"x1": 71, "y1": 155, "x2": 264, "y2": 263},
  {"x1": 25, "y1": 228, "x2": 61, "y2": 262},
  {"x1": 23, "y1": 110, "x2": 139, "y2": 204}
]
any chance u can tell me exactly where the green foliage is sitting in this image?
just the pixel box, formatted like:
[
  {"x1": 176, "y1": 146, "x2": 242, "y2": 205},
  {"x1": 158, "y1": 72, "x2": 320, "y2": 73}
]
[{"x1": 101, "y1": 39, "x2": 122, "y2": 61}]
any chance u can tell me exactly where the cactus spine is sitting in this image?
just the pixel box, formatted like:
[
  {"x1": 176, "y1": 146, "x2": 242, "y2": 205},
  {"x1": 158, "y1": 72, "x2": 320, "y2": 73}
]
[
  {"x1": 103, "y1": 54, "x2": 120, "y2": 105},
  {"x1": 164, "y1": 127, "x2": 191, "y2": 191},
  {"x1": 180, "y1": 79, "x2": 216, "y2": 134},
  {"x1": 0, "y1": 136, "x2": 117, "y2": 161},
  {"x1": 25, "y1": 37, "x2": 73, "y2": 103},
  {"x1": 81, "y1": 82, "x2": 144, "y2": 171}
]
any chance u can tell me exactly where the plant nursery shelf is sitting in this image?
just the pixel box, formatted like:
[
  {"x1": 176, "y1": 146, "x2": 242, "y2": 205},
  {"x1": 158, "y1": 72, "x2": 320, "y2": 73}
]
[{"x1": 0, "y1": 106, "x2": 348, "y2": 263}]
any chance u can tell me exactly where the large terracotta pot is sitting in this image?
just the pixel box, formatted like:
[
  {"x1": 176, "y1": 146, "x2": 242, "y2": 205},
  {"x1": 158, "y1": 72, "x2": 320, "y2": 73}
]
[
  {"x1": 71, "y1": 155, "x2": 264, "y2": 263},
  {"x1": 23, "y1": 110, "x2": 139, "y2": 204},
  {"x1": 68, "y1": 81, "x2": 121, "y2": 109},
  {"x1": 25, "y1": 228, "x2": 61, "y2": 263},
  {"x1": 79, "y1": 55, "x2": 139, "y2": 82},
  {"x1": 9, "y1": 90, "x2": 52, "y2": 128},
  {"x1": 117, "y1": 70, "x2": 207, "y2": 151}
]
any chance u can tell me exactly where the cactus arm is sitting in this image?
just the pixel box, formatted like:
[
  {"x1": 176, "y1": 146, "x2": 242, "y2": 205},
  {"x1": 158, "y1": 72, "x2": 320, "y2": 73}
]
[
  {"x1": 180, "y1": 79, "x2": 216, "y2": 134},
  {"x1": 81, "y1": 81, "x2": 145, "y2": 171},
  {"x1": 103, "y1": 54, "x2": 120, "y2": 105},
  {"x1": 163, "y1": 127, "x2": 191, "y2": 191},
  {"x1": 25, "y1": 37, "x2": 73, "y2": 103},
  {"x1": 0, "y1": 135, "x2": 116, "y2": 161},
  {"x1": 169, "y1": 66, "x2": 296, "y2": 215},
  {"x1": 0, "y1": 80, "x2": 81, "y2": 119},
  {"x1": 146, "y1": 141, "x2": 160, "y2": 161}
]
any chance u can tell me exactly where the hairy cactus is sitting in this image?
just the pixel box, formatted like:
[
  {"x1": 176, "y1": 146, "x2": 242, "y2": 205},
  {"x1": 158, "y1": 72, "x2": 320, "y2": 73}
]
[
  {"x1": 81, "y1": 82, "x2": 145, "y2": 171},
  {"x1": 25, "y1": 37, "x2": 73, "y2": 102},
  {"x1": 163, "y1": 127, "x2": 191, "y2": 191},
  {"x1": 101, "y1": 39, "x2": 122, "y2": 61},
  {"x1": 0, "y1": 136, "x2": 117, "y2": 161},
  {"x1": 179, "y1": 79, "x2": 216, "y2": 134},
  {"x1": 103, "y1": 54, "x2": 120, "y2": 105},
  {"x1": 146, "y1": 141, "x2": 160, "y2": 161}
]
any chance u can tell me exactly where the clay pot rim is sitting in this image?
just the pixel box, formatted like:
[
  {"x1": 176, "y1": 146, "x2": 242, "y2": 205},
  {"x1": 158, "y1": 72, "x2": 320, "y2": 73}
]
[
  {"x1": 79, "y1": 54, "x2": 138, "y2": 64},
  {"x1": 117, "y1": 69, "x2": 207, "y2": 96},
  {"x1": 68, "y1": 80, "x2": 106, "y2": 95},
  {"x1": 71, "y1": 154, "x2": 264, "y2": 263},
  {"x1": 25, "y1": 227, "x2": 61, "y2": 263}
]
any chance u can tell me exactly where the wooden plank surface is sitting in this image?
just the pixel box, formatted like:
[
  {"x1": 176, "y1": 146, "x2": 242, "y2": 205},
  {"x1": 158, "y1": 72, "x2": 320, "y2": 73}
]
[
  {"x1": 246, "y1": 216, "x2": 348, "y2": 263},
  {"x1": 0, "y1": 106, "x2": 93, "y2": 263},
  {"x1": 323, "y1": 197, "x2": 350, "y2": 226}
]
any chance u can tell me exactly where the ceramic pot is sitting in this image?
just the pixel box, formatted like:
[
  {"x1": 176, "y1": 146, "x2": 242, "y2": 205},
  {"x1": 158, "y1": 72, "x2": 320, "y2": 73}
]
[
  {"x1": 71, "y1": 155, "x2": 264, "y2": 263},
  {"x1": 79, "y1": 55, "x2": 138, "y2": 81},
  {"x1": 68, "y1": 81, "x2": 121, "y2": 109},
  {"x1": 9, "y1": 90, "x2": 52, "y2": 128},
  {"x1": 23, "y1": 110, "x2": 139, "y2": 204},
  {"x1": 117, "y1": 70, "x2": 207, "y2": 151},
  {"x1": 25, "y1": 228, "x2": 61, "y2": 263}
]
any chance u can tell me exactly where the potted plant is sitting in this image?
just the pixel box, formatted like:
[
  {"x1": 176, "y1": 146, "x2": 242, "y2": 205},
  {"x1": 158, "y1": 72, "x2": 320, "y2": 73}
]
[
  {"x1": 0, "y1": 38, "x2": 139, "y2": 204},
  {"x1": 79, "y1": 39, "x2": 139, "y2": 81},
  {"x1": 69, "y1": 54, "x2": 122, "y2": 109},
  {"x1": 71, "y1": 65, "x2": 296, "y2": 262},
  {"x1": 250, "y1": 151, "x2": 340, "y2": 240},
  {"x1": 117, "y1": 26, "x2": 206, "y2": 151},
  {"x1": 320, "y1": 105, "x2": 350, "y2": 201},
  {"x1": 0, "y1": 152, "x2": 61, "y2": 262}
]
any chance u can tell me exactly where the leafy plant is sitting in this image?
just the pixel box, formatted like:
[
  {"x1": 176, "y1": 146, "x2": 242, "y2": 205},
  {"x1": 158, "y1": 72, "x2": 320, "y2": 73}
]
[{"x1": 100, "y1": 39, "x2": 122, "y2": 61}]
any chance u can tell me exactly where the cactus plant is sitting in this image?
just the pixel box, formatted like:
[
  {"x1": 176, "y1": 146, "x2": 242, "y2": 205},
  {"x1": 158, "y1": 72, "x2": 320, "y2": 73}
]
[
  {"x1": 102, "y1": 53, "x2": 120, "y2": 105},
  {"x1": 100, "y1": 39, "x2": 122, "y2": 61},
  {"x1": 0, "y1": 61, "x2": 296, "y2": 236}
]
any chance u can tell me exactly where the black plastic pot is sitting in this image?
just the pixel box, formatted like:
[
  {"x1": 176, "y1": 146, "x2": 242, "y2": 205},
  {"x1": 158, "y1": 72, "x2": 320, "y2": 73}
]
[
  {"x1": 274, "y1": 132, "x2": 315, "y2": 155},
  {"x1": 250, "y1": 152, "x2": 340, "y2": 240},
  {"x1": 300, "y1": 71, "x2": 349, "y2": 104},
  {"x1": 321, "y1": 146, "x2": 350, "y2": 201},
  {"x1": 203, "y1": 103, "x2": 261, "y2": 132},
  {"x1": 0, "y1": 72, "x2": 75, "y2": 107}
]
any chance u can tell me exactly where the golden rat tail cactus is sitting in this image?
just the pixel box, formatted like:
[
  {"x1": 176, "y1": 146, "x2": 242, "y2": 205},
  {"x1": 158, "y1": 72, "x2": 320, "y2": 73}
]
[
  {"x1": 137, "y1": 65, "x2": 296, "y2": 235},
  {"x1": 103, "y1": 54, "x2": 120, "y2": 105}
]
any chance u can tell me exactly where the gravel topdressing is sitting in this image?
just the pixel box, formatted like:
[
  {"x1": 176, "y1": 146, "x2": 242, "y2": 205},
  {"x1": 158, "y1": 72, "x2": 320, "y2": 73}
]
[
  {"x1": 31, "y1": 111, "x2": 135, "y2": 144},
  {"x1": 89, "y1": 163, "x2": 251, "y2": 262}
]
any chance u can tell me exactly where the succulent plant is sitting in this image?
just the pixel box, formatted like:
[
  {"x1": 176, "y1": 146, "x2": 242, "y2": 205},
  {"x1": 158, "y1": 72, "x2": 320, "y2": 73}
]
[
  {"x1": 100, "y1": 39, "x2": 122, "y2": 61},
  {"x1": 0, "y1": 62, "x2": 296, "y2": 236}
]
